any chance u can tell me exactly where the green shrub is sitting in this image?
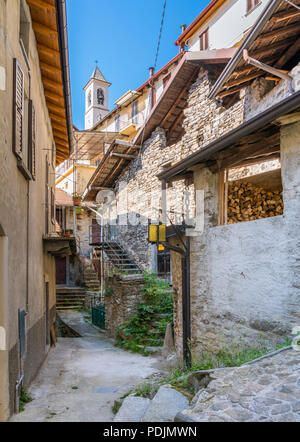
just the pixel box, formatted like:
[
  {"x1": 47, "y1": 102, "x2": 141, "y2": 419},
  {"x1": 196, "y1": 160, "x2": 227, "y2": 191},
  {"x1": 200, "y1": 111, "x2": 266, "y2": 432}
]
[{"x1": 115, "y1": 272, "x2": 173, "y2": 354}]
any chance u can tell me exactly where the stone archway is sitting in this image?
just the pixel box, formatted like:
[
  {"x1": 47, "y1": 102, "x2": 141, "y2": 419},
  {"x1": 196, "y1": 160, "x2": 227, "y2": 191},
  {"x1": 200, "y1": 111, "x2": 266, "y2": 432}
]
[{"x1": 0, "y1": 225, "x2": 9, "y2": 421}]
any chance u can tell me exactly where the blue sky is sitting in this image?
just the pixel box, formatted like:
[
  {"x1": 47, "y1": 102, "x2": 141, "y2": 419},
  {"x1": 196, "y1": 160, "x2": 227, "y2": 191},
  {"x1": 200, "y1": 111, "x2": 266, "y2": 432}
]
[{"x1": 66, "y1": 0, "x2": 211, "y2": 129}]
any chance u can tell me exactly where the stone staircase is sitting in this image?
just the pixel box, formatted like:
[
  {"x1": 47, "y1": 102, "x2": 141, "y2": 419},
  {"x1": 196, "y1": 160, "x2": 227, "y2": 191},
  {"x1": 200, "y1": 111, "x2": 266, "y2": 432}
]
[
  {"x1": 56, "y1": 287, "x2": 87, "y2": 310},
  {"x1": 82, "y1": 257, "x2": 101, "y2": 292},
  {"x1": 100, "y1": 241, "x2": 141, "y2": 274}
]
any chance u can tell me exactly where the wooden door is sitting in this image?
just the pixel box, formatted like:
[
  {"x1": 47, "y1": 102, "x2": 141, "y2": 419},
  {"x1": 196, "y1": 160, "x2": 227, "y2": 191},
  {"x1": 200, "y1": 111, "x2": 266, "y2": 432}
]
[{"x1": 56, "y1": 257, "x2": 66, "y2": 285}]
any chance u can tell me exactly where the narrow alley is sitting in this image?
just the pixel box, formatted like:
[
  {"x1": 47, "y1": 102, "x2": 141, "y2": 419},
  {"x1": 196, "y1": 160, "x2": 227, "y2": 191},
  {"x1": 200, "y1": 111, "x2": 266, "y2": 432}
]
[{"x1": 11, "y1": 312, "x2": 159, "y2": 422}]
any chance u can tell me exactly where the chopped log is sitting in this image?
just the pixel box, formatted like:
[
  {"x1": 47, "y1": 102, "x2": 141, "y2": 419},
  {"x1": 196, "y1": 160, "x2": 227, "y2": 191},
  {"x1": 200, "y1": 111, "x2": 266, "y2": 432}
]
[{"x1": 227, "y1": 181, "x2": 283, "y2": 224}]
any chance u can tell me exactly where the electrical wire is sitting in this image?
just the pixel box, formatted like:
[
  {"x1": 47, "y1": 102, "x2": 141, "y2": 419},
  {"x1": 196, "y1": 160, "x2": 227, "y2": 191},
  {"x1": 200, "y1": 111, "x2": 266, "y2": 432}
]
[
  {"x1": 284, "y1": 0, "x2": 300, "y2": 11},
  {"x1": 154, "y1": 0, "x2": 167, "y2": 72}
]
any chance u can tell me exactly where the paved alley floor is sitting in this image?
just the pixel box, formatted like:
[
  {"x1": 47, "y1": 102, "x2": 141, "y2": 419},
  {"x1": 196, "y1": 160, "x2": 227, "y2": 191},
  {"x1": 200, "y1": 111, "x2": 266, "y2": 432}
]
[{"x1": 11, "y1": 311, "x2": 159, "y2": 422}]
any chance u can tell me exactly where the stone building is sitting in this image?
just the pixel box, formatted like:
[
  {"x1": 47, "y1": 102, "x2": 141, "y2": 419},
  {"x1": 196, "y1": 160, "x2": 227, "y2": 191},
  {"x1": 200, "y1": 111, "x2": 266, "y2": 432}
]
[
  {"x1": 81, "y1": 0, "x2": 271, "y2": 279},
  {"x1": 158, "y1": 0, "x2": 300, "y2": 356},
  {"x1": 81, "y1": 0, "x2": 300, "y2": 356},
  {"x1": 0, "y1": 0, "x2": 73, "y2": 421}
]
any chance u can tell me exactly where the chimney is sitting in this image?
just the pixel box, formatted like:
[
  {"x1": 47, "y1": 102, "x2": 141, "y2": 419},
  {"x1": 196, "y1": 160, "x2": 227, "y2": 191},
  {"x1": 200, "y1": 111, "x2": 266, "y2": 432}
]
[
  {"x1": 149, "y1": 67, "x2": 155, "y2": 78},
  {"x1": 180, "y1": 24, "x2": 187, "y2": 34}
]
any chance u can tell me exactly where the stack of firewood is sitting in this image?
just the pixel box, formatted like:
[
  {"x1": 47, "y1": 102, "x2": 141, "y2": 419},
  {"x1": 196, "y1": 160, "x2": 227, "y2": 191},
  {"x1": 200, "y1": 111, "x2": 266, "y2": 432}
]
[{"x1": 227, "y1": 181, "x2": 283, "y2": 224}]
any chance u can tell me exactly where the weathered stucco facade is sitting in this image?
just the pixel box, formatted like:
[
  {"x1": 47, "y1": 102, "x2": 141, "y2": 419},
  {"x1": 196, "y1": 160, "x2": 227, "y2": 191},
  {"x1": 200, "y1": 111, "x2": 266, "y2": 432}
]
[
  {"x1": 0, "y1": 0, "x2": 71, "y2": 420},
  {"x1": 174, "y1": 120, "x2": 300, "y2": 355}
]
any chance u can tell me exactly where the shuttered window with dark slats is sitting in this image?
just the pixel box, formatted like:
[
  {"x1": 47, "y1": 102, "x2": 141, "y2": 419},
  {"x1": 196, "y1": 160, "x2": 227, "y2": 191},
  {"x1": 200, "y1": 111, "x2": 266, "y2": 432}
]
[
  {"x1": 28, "y1": 100, "x2": 36, "y2": 179},
  {"x1": 51, "y1": 188, "x2": 55, "y2": 225},
  {"x1": 45, "y1": 157, "x2": 49, "y2": 235},
  {"x1": 13, "y1": 59, "x2": 24, "y2": 158}
]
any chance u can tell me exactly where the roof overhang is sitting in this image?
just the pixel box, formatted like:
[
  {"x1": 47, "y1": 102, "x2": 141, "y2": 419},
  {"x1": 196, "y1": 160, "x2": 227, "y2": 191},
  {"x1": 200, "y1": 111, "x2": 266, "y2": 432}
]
[
  {"x1": 133, "y1": 48, "x2": 237, "y2": 146},
  {"x1": 73, "y1": 130, "x2": 119, "y2": 161},
  {"x1": 209, "y1": 0, "x2": 300, "y2": 99},
  {"x1": 158, "y1": 90, "x2": 300, "y2": 181},
  {"x1": 82, "y1": 139, "x2": 139, "y2": 202},
  {"x1": 114, "y1": 90, "x2": 142, "y2": 107},
  {"x1": 27, "y1": 0, "x2": 73, "y2": 165}
]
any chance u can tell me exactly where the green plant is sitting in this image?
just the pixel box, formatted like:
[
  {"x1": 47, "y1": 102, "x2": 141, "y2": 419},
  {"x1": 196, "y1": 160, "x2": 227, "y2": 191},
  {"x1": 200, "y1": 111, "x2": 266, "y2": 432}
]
[
  {"x1": 19, "y1": 387, "x2": 33, "y2": 412},
  {"x1": 72, "y1": 386, "x2": 78, "y2": 390},
  {"x1": 115, "y1": 272, "x2": 173, "y2": 355},
  {"x1": 121, "y1": 337, "x2": 293, "y2": 400}
]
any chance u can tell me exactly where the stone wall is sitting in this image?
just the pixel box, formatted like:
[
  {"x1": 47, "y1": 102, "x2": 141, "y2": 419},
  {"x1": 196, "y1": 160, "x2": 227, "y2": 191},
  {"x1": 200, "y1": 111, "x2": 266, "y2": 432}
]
[
  {"x1": 111, "y1": 69, "x2": 245, "y2": 270},
  {"x1": 175, "y1": 121, "x2": 300, "y2": 356},
  {"x1": 244, "y1": 63, "x2": 300, "y2": 121},
  {"x1": 104, "y1": 274, "x2": 145, "y2": 338}
]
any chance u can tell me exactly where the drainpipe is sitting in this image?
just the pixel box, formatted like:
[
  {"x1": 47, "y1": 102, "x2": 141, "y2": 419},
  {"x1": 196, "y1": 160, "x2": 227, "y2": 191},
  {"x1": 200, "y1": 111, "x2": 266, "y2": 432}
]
[
  {"x1": 0, "y1": 235, "x2": 9, "y2": 421},
  {"x1": 160, "y1": 180, "x2": 192, "y2": 368},
  {"x1": 26, "y1": 181, "x2": 30, "y2": 313}
]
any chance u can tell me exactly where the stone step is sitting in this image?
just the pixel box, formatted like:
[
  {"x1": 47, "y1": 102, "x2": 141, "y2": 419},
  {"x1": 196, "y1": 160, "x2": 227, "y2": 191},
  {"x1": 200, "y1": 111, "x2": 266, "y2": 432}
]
[
  {"x1": 141, "y1": 386, "x2": 189, "y2": 423},
  {"x1": 113, "y1": 397, "x2": 151, "y2": 423}
]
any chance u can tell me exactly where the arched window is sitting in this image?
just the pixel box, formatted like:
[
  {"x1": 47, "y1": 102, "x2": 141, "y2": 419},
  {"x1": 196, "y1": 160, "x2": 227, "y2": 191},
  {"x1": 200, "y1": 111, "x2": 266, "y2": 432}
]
[
  {"x1": 97, "y1": 88, "x2": 104, "y2": 106},
  {"x1": 87, "y1": 91, "x2": 91, "y2": 107}
]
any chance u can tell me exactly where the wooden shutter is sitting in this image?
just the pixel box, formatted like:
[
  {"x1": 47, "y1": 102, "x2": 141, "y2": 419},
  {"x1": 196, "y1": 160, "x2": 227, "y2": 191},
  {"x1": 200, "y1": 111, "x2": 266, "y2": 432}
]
[
  {"x1": 51, "y1": 188, "x2": 55, "y2": 224},
  {"x1": 200, "y1": 29, "x2": 209, "y2": 51},
  {"x1": 13, "y1": 59, "x2": 24, "y2": 157},
  {"x1": 45, "y1": 158, "x2": 49, "y2": 234},
  {"x1": 28, "y1": 100, "x2": 36, "y2": 179}
]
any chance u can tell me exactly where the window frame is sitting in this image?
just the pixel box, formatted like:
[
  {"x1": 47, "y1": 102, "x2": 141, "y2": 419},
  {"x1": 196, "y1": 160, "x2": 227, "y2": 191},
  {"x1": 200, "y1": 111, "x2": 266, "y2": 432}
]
[
  {"x1": 246, "y1": 0, "x2": 260, "y2": 14},
  {"x1": 199, "y1": 28, "x2": 209, "y2": 51},
  {"x1": 132, "y1": 100, "x2": 138, "y2": 124}
]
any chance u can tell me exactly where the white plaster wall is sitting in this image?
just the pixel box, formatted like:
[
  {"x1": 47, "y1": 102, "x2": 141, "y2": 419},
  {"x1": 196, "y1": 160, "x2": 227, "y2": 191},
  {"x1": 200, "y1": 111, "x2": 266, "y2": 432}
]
[
  {"x1": 56, "y1": 171, "x2": 74, "y2": 195},
  {"x1": 188, "y1": 0, "x2": 269, "y2": 51},
  {"x1": 190, "y1": 121, "x2": 300, "y2": 352}
]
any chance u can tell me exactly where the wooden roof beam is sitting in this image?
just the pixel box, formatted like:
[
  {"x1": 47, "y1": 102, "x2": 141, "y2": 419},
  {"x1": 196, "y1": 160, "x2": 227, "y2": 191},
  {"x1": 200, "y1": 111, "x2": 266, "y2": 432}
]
[
  {"x1": 40, "y1": 61, "x2": 61, "y2": 74},
  {"x1": 37, "y1": 43, "x2": 60, "y2": 58},
  {"x1": 160, "y1": 71, "x2": 197, "y2": 127},
  {"x1": 167, "y1": 112, "x2": 184, "y2": 137},
  {"x1": 32, "y1": 21, "x2": 58, "y2": 36},
  {"x1": 27, "y1": 0, "x2": 56, "y2": 10},
  {"x1": 45, "y1": 90, "x2": 64, "y2": 103},
  {"x1": 110, "y1": 152, "x2": 137, "y2": 160},
  {"x1": 276, "y1": 37, "x2": 300, "y2": 68},
  {"x1": 257, "y1": 22, "x2": 300, "y2": 44},
  {"x1": 270, "y1": 7, "x2": 300, "y2": 23},
  {"x1": 43, "y1": 77, "x2": 63, "y2": 93},
  {"x1": 243, "y1": 50, "x2": 292, "y2": 82},
  {"x1": 251, "y1": 37, "x2": 295, "y2": 59}
]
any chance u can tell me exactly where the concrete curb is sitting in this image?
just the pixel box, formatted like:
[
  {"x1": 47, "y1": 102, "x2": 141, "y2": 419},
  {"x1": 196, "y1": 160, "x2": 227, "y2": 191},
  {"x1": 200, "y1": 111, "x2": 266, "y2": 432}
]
[{"x1": 241, "y1": 346, "x2": 292, "y2": 366}]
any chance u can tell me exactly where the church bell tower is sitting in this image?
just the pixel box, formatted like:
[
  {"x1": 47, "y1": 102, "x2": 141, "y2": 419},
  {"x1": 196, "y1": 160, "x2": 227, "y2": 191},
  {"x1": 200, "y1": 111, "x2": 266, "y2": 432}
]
[{"x1": 84, "y1": 65, "x2": 110, "y2": 129}]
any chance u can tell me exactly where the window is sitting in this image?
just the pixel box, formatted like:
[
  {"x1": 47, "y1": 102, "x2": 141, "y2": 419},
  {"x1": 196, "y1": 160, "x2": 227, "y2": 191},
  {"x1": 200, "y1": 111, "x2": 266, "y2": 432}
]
[
  {"x1": 199, "y1": 29, "x2": 209, "y2": 51},
  {"x1": 97, "y1": 88, "x2": 104, "y2": 106},
  {"x1": 52, "y1": 143, "x2": 55, "y2": 168},
  {"x1": 157, "y1": 248, "x2": 170, "y2": 277},
  {"x1": 115, "y1": 114, "x2": 120, "y2": 132},
  {"x1": 45, "y1": 157, "x2": 49, "y2": 234},
  {"x1": 132, "y1": 100, "x2": 138, "y2": 124},
  {"x1": 87, "y1": 90, "x2": 91, "y2": 108},
  {"x1": 19, "y1": 0, "x2": 30, "y2": 59},
  {"x1": 163, "y1": 73, "x2": 171, "y2": 89},
  {"x1": 246, "y1": 0, "x2": 259, "y2": 13},
  {"x1": 151, "y1": 86, "x2": 156, "y2": 108},
  {"x1": 51, "y1": 188, "x2": 55, "y2": 225},
  {"x1": 28, "y1": 100, "x2": 36, "y2": 179},
  {"x1": 13, "y1": 59, "x2": 24, "y2": 158}
]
